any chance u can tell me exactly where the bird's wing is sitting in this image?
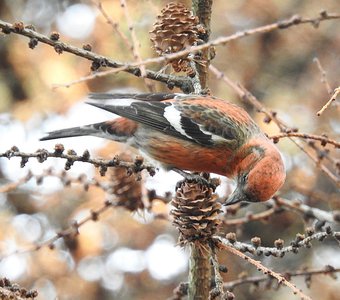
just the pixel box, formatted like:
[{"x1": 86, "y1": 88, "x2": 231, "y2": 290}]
[
  {"x1": 87, "y1": 93, "x2": 251, "y2": 147},
  {"x1": 174, "y1": 99, "x2": 258, "y2": 148},
  {"x1": 87, "y1": 98, "x2": 213, "y2": 145}
]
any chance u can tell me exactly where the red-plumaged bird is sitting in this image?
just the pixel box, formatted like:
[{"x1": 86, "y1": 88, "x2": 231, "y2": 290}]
[{"x1": 40, "y1": 93, "x2": 286, "y2": 205}]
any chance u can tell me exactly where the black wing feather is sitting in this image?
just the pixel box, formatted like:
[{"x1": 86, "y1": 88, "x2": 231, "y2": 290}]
[
  {"x1": 180, "y1": 116, "x2": 213, "y2": 145},
  {"x1": 87, "y1": 101, "x2": 186, "y2": 139}
]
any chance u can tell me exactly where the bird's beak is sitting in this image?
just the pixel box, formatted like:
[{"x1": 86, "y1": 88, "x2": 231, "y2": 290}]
[{"x1": 225, "y1": 189, "x2": 251, "y2": 206}]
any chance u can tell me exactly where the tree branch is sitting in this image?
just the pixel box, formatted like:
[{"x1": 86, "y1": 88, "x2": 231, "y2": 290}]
[
  {"x1": 269, "y1": 132, "x2": 340, "y2": 148},
  {"x1": 223, "y1": 265, "x2": 340, "y2": 290},
  {"x1": 216, "y1": 239, "x2": 312, "y2": 300},
  {"x1": 223, "y1": 206, "x2": 279, "y2": 226},
  {"x1": 274, "y1": 197, "x2": 339, "y2": 224},
  {"x1": 217, "y1": 229, "x2": 339, "y2": 257},
  {"x1": 0, "y1": 19, "x2": 193, "y2": 93},
  {"x1": 0, "y1": 146, "x2": 156, "y2": 176},
  {"x1": 317, "y1": 86, "x2": 340, "y2": 116},
  {"x1": 1, "y1": 11, "x2": 338, "y2": 90}
]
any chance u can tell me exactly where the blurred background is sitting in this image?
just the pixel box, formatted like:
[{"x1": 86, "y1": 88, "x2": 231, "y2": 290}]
[{"x1": 0, "y1": 0, "x2": 339, "y2": 299}]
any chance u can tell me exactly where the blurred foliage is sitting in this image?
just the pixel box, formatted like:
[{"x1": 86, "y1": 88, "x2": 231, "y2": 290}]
[{"x1": 0, "y1": 0, "x2": 339, "y2": 300}]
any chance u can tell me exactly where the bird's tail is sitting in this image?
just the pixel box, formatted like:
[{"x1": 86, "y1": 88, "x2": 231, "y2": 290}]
[
  {"x1": 40, "y1": 125, "x2": 92, "y2": 141},
  {"x1": 40, "y1": 119, "x2": 136, "y2": 142}
]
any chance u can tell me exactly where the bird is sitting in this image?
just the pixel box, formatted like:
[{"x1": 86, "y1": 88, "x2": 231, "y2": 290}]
[{"x1": 40, "y1": 93, "x2": 286, "y2": 205}]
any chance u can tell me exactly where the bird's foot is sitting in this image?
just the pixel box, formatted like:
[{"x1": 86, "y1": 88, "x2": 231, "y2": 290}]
[{"x1": 173, "y1": 168, "x2": 219, "y2": 191}]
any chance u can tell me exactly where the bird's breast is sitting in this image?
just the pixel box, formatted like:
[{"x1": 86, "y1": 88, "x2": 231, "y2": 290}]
[{"x1": 134, "y1": 130, "x2": 236, "y2": 176}]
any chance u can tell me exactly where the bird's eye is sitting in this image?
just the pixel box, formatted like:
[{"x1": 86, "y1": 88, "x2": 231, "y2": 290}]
[{"x1": 240, "y1": 174, "x2": 248, "y2": 184}]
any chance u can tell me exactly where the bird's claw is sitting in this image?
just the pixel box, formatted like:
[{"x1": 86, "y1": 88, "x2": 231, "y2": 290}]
[
  {"x1": 175, "y1": 174, "x2": 211, "y2": 190},
  {"x1": 173, "y1": 168, "x2": 219, "y2": 191}
]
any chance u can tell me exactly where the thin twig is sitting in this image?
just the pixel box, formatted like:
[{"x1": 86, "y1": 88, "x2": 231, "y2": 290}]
[
  {"x1": 313, "y1": 57, "x2": 333, "y2": 95},
  {"x1": 120, "y1": 0, "x2": 155, "y2": 92},
  {"x1": 274, "y1": 197, "x2": 338, "y2": 224},
  {"x1": 313, "y1": 57, "x2": 339, "y2": 116},
  {"x1": 317, "y1": 87, "x2": 340, "y2": 116},
  {"x1": 292, "y1": 185, "x2": 338, "y2": 203},
  {"x1": 92, "y1": 0, "x2": 132, "y2": 49},
  {"x1": 269, "y1": 132, "x2": 340, "y2": 148},
  {"x1": 0, "y1": 171, "x2": 33, "y2": 193},
  {"x1": 216, "y1": 239, "x2": 313, "y2": 300},
  {"x1": 223, "y1": 265, "x2": 340, "y2": 290},
  {"x1": 224, "y1": 207, "x2": 278, "y2": 226},
  {"x1": 291, "y1": 141, "x2": 340, "y2": 185},
  {"x1": 52, "y1": 68, "x2": 121, "y2": 89}
]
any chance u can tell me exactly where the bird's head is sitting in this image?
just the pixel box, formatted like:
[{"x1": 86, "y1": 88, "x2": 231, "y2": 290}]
[{"x1": 225, "y1": 140, "x2": 286, "y2": 205}]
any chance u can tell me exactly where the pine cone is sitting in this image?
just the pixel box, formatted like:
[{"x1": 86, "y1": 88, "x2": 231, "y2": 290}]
[
  {"x1": 171, "y1": 181, "x2": 222, "y2": 246},
  {"x1": 150, "y1": 2, "x2": 200, "y2": 74},
  {"x1": 108, "y1": 153, "x2": 144, "y2": 211}
]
